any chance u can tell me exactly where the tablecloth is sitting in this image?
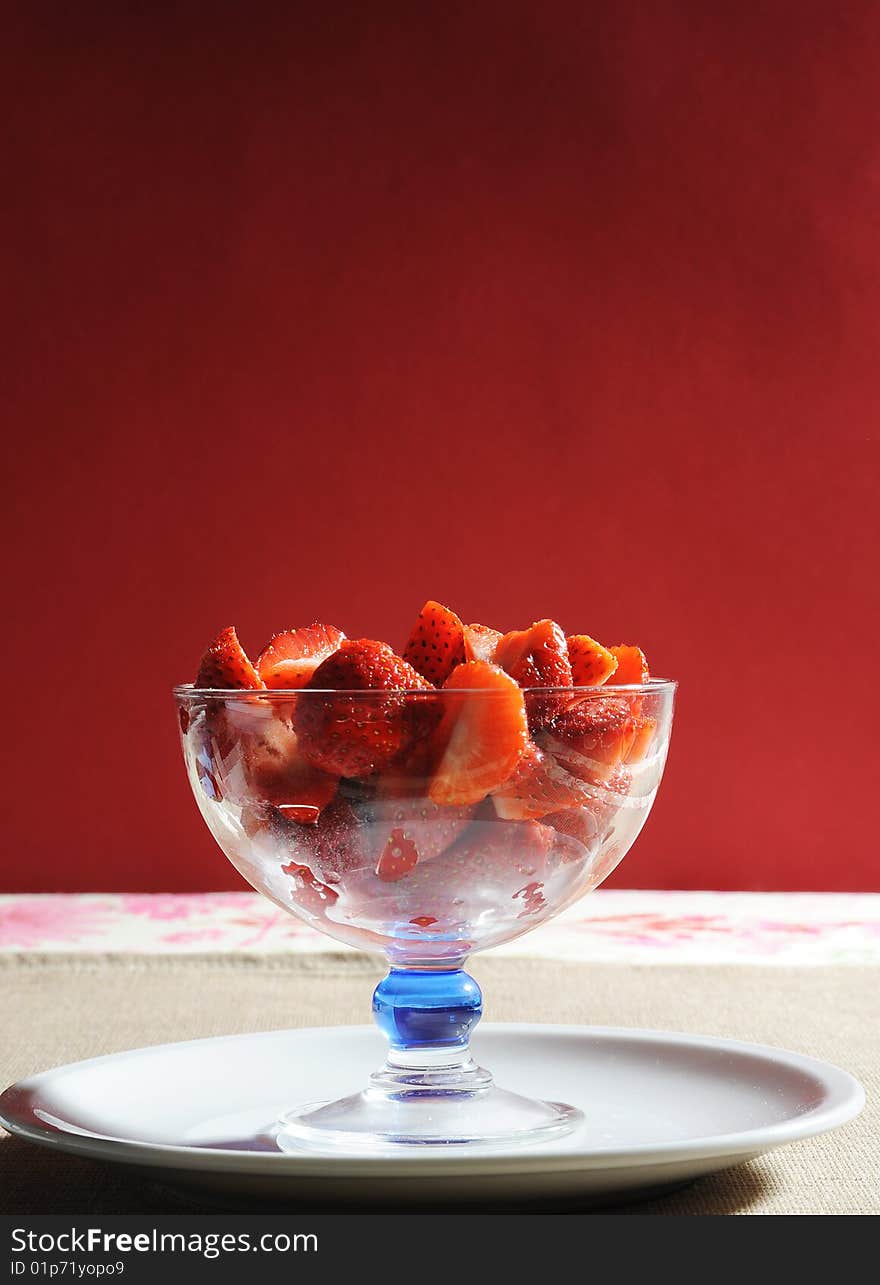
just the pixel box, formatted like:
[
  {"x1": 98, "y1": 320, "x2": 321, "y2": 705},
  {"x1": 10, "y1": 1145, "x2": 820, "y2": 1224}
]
[{"x1": 1, "y1": 891, "x2": 878, "y2": 1215}]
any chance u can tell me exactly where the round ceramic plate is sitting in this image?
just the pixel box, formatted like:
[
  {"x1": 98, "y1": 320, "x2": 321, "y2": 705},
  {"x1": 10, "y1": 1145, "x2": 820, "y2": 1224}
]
[{"x1": 0, "y1": 1024, "x2": 864, "y2": 1206}]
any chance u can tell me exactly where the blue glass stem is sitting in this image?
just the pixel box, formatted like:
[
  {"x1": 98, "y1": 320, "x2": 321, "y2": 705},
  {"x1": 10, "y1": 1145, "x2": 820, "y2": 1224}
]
[{"x1": 373, "y1": 968, "x2": 482, "y2": 1058}]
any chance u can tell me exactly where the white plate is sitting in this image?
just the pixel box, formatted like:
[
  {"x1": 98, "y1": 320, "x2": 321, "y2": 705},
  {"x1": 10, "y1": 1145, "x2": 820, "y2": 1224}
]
[{"x1": 0, "y1": 1025, "x2": 864, "y2": 1206}]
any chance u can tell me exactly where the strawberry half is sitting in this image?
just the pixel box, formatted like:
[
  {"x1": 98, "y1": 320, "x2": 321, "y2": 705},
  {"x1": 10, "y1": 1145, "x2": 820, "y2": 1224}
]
[
  {"x1": 567, "y1": 635, "x2": 618, "y2": 686},
  {"x1": 609, "y1": 644, "x2": 649, "y2": 685},
  {"x1": 294, "y1": 639, "x2": 434, "y2": 778},
  {"x1": 270, "y1": 795, "x2": 371, "y2": 883},
  {"x1": 247, "y1": 739, "x2": 339, "y2": 825},
  {"x1": 537, "y1": 696, "x2": 637, "y2": 783},
  {"x1": 463, "y1": 622, "x2": 502, "y2": 663},
  {"x1": 544, "y1": 806, "x2": 603, "y2": 855},
  {"x1": 491, "y1": 743, "x2": 590, "y2": 820},
  {"x1": 495, "y1": 618, "x2": 572, "y2": 728},
  {"x1": 626, "y1": 716, "x2": 657, "y2": 763},
  {"x1": 495, "y1": 619, "x2": 572, "y2": 690},
  {"x1": 402, "y1": 600, "x2": 466, "y2": 685},
  {"x1": 195, "y1": 626, "x2": 264, "y2": 690},
  {"x1": 256, "y1": 623, "x2": 345, "y2": 689},
  {"x1": 363, "y1": 792, "x2": 476, "y2": 870},
  {"x1": 428, "y1": 662, "x2": 528, "y2": 807},
  {"x1": 397, "y1": 815, "x2": 555, "y2": 920}
]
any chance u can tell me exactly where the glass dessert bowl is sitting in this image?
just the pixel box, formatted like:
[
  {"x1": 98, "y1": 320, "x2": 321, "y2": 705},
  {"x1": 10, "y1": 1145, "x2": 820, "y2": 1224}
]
[{"x1": 175, "y1": 674, "x2": 675, "y2": 1153}]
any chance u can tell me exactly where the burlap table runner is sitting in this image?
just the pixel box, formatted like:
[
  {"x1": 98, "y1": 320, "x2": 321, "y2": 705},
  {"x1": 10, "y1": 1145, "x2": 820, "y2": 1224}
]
[{"x1": 1, "y1": 954, "x2": 876, "y2": 1215}]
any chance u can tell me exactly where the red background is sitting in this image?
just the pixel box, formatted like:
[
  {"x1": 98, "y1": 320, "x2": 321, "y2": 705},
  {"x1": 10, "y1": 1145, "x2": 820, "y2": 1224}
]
[{"x1": 3, "y1": 3, "x2": 877, "y2": 892}]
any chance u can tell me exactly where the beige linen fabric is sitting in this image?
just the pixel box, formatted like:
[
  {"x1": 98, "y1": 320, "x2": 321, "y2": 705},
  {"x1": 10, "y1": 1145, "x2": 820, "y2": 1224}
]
[{"x1": 0, "y1": 953, "x2": 876, "y2": 1214}]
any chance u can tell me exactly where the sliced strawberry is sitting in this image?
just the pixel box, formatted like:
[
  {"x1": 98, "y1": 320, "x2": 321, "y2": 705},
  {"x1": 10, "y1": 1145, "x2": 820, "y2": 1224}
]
[
  {"x1": 402, "y1": 600, "x2": 466, "y2": 685},
  {"x1": 199, "y1": 699, "x2": 337, "y2": 823},
  {"x1": 495, "y1": 619, "x2": 572, "y2": 689},
  {"x1": 463, "y1": 622, "x2": 503, "y2": 663},
  {"x1": 294, "y1": 640, "x2": 433, "y2": 778},
  {"x1": 363, "y1": 792, "x2": 476, "y2": 867},
  {"x1": 609, "y1": 644, "x2": 649, "y2": 685},
  {"x1": 603, "y1": 763, "x2": 633, "y2": 796},
  {"x1": 537, "y1": 696, "x2": 637, "y2": 783},
  {"x1": 491, "y1": 743, "x2": 589, "y2": 820},
  {"x1": 271, "y1": 795, "x2": 369, "y2": 880},
  {"x1": 195, "y1": 626, "x2": 264, "y2": 690},
  {"x1": 398, "y1": 816, "x2": 555, "y2": 921},
  {"x1": 256, "y1": 623, "x2": 345, "y2": 689},
  {"x1": 428, "y1": 662, "x2": 528, "y2": 807},
  {"x1": 439, "y1": 818, "x2": 554, "y2": 883},
  {"x1": 544, "y1": 806, "x2": 603, "y2": 851},
  {"x1": 248, "y1": 742, "x2": 339, "y2": 824},
  {"x1": 375, "y1": 828, "x2": 420, "y2": 881},
  {"x1": 381, "y1": 728, "x2": 447, "y2": 794},
  {"x1": 495, "y1": 619, "x2": 572, "y2": 727},
  {"x1": 626, "y1": 716, "x2": 657, "y2": 763},
  {"x1": 567, "y1": 635, "x2": 618, "y2": 686}
]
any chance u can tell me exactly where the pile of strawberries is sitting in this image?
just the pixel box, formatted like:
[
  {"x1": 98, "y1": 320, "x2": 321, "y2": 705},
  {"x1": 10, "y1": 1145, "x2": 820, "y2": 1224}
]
[{"x1": 191, "y1": 601, "x2": 653, "y2": 890}]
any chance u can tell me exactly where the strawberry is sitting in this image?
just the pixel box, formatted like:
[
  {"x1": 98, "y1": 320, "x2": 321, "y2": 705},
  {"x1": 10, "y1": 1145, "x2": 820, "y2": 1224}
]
[
  {"x1": 256, "y1": 623, "x2": 345, "y2": 689},
  {"x1": 402, "y1": 600, "x2": 466, "y2": 685},
  {"x1": 494, "y1": 619, "x2": 572, "y2": 728},
  {"x1": 609, "y1": 644, "x2": 649, "y2": 685},
  {"x1": 440, "y1": 818, "x2": 554, "y2": 883},
  {"x1": 398, "y1": 816, "x2": 555, "y2": 920},
  {"x1": 544, "y1": 806, "x2": 603, "y2": 854},
  {"x1": 463, "y1": 622, "x2": 502, "y2": 663},
  {"x1": 247, "y1": 739, "x2": 339, "y2": 824},
  {"x1": 294, "y1": 640, "x2": 433, "y2": 778},
  {"x1": 495, "y1": 618, "x2": 572, "y2": 689},
  {"x1": 537, "y1": 695, "x2": 637, "y2": 783},
  {"x1": 567, "y1": 635, "x2": 618, "y2": 686},
  {"x1": 428, "y1": 662, "x2": 528, "y2": 807},
  {"x1": 545, "y1": 806, "x2": 625, "y2": 883},
  {"x1": 195, "y1": 626, "x2": 264, "y2": 690},
  {"x1": 271, "y1": 795, "x2": 369, "y2": 879},
  {"x1": 491, "y1": 743, "x2": 589, "y2": 820},
  {"x1": 602, "y1": 763, "x2": 633, "y2": 796},
  {"x1": 626, "y1": 716, "x2": 657, "y2": 763},
  {"x1": 362, "y1": 792, "x2": 476, "y2": 868}
]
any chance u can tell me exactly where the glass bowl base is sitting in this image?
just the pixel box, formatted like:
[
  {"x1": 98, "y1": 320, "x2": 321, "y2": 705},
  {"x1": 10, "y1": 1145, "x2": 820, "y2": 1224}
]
[{"x1": 277, "y1": 1064, "x2": 582, "y2": 1154}]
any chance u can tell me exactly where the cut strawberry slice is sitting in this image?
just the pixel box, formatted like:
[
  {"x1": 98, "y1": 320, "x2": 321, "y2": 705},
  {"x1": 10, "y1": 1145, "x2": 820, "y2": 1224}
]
[
  {"x1": 363, "y1": 793, "x2": 476, "y2": 867},
  {"x1": 495, "y1": 619, "x2": 572, "y2": 690},
  {"x1": 294, "y1": 640, "x2": 434, "y2": 778},
  {"x1": 491, "y1": 743, "x2": 589, "y2": 820},
  {"x1": 463, "y1": 622, "x2": 502, "y2": 663},
  {"x1": 626, "y1": 717, "x2": 657, "y2": 763},
  {"x1": 544, "y1": 806, "x2": 603, "y2": 851},
  {"x1": 271, "y1": 795, "x2": 371, "y2": 882},
  {"x1": 567, "y1": 635, "x2": 618, "y2": 686},
  {"x1": 195, "y1": 626, "x2": 264, "y2": 690},
  {"x1": 256, "y1": 623, "x2": 345, "y2": 689},
  {"x1": 403, "y1": 600, "x2": 467, "y2": 685},
  {"x1": 609, "y1": 644, "x2": 649, "y2": 685},
  {"x1": 494, "y1": 619, "x2": 572, "y2": 728},
  {"x1": 428, "y1": 662, "x2": 528, "y2": 807},
  {"x1": 439, "y1": 818, "x2": 554, "y2": 883},
  {"x1": 397, "y1": 816, "x2": 555, "y2": 922},
  {"x1": 537, "y1": 696, "x2": 637, "y2": 783},
  {"x1": 248, "y1": 742, "x2": 339, "y2": 825}
]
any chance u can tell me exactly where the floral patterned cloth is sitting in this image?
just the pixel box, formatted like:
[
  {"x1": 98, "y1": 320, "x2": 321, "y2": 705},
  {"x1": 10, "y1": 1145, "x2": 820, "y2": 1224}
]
[{"x1": 1, "y1": 891, "x2": 878, "y2": 963}]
